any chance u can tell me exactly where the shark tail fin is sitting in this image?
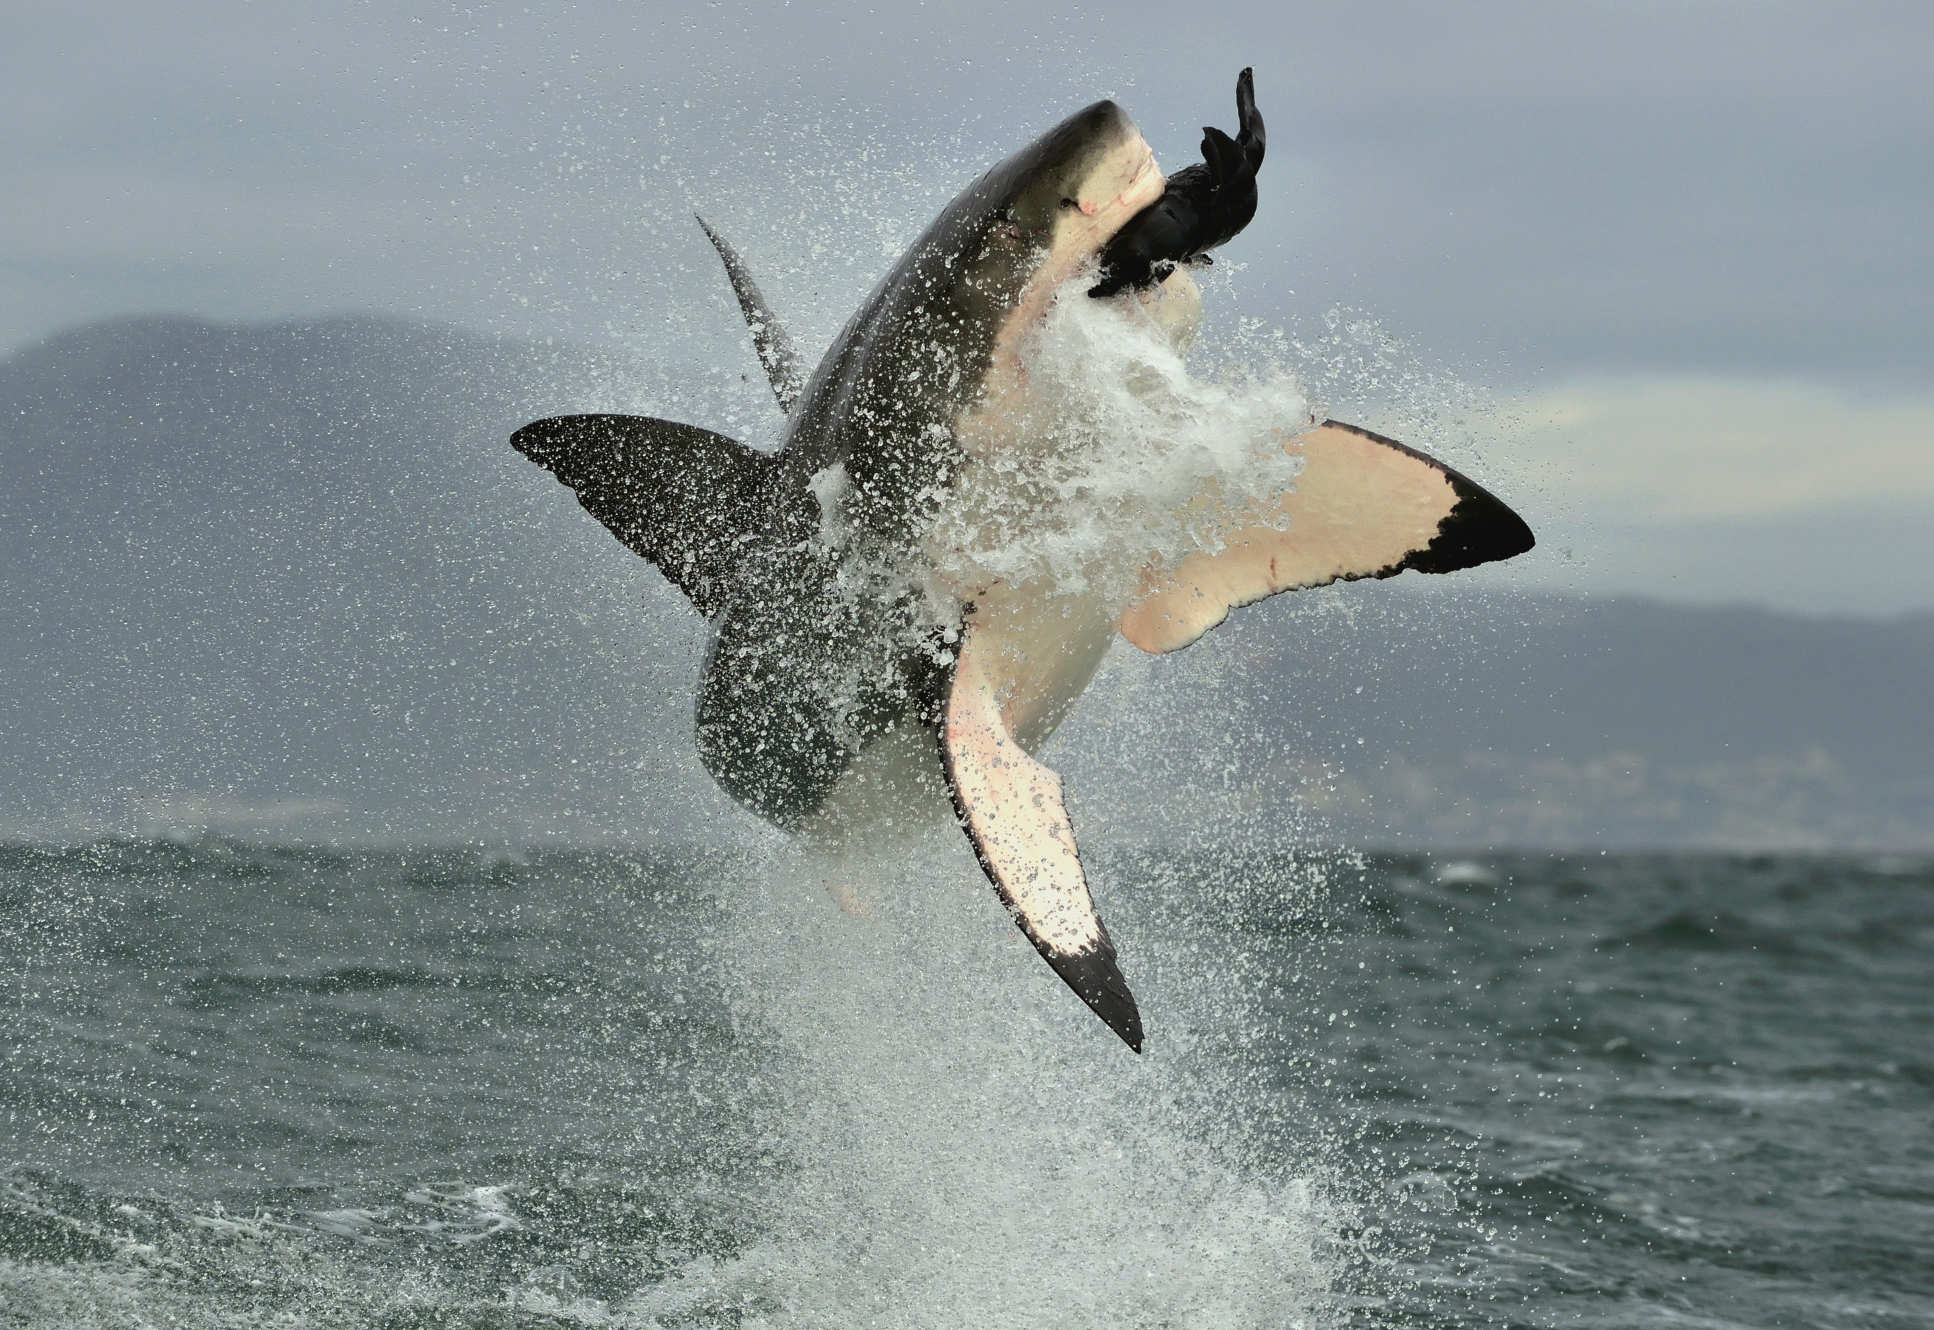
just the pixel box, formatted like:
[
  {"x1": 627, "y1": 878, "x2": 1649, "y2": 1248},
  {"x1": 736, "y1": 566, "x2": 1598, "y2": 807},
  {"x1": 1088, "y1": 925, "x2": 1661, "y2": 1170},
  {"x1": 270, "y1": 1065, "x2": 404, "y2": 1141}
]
[
  {"x1": 512, "y1": 414, "x2": 774, "y2": 618},
  {"x1": 695, "y1": 215, "x2": 808, "y2": 415}
]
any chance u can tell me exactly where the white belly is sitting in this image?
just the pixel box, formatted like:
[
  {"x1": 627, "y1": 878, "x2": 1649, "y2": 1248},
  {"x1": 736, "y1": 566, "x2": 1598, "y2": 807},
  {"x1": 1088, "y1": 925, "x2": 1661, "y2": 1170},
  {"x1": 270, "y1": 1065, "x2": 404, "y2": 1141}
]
[
  {"x1": 803, "y1": 272, "x2": 1201, "y2": 846},
  {"x1": 800, "y1": 586, "x2": 1117, "y2": 846},
  {"x1": 965, "y1": 583, "x2": 1119, "y2": 754}
]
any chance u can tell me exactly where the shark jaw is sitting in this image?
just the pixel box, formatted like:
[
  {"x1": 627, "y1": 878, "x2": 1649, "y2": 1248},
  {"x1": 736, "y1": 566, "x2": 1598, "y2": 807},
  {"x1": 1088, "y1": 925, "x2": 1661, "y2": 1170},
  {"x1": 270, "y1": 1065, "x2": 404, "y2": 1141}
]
[{"x1": 969, "y1": 105, "x2": 1167, "y2": 436}]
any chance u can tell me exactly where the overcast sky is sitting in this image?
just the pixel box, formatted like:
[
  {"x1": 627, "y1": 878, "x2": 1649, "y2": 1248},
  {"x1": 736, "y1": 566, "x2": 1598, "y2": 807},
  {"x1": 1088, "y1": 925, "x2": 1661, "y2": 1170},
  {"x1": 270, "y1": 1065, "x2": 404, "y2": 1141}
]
[{"x1": 5, "y1": 0, "x2": 1930, "y2": 613}]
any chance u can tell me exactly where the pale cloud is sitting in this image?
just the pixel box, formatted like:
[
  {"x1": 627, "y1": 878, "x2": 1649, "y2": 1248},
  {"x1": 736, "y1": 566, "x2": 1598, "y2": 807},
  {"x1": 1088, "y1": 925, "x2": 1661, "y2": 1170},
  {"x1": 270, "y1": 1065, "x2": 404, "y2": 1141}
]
[
  {"x1": 1506, "y1": 376, "x2": 1934, "y2": 522},
  {"x1": 1445, "y1": 374, "x2": 1934, "y2": 612}
]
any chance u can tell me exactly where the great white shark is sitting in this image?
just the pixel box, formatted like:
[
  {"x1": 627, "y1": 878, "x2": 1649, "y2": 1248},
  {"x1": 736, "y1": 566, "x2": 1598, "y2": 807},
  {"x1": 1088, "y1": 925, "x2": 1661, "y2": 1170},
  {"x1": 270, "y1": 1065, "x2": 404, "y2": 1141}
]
[{"x1": 512, "y1": 73, "x2": 1533, "y2": 1052}]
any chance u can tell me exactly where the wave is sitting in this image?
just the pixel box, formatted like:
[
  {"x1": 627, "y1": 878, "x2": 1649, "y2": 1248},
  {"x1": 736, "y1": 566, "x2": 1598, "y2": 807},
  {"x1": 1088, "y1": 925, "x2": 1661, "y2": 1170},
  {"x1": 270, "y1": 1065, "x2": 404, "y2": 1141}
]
[{"x1": 1593, "y1": 908, "x2": 1819, "y2": 957}]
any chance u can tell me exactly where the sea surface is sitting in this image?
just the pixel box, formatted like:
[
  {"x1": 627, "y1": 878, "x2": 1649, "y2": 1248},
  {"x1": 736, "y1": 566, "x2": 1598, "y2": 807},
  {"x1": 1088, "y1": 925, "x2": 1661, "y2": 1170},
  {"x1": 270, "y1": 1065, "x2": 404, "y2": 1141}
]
[{"x1": 2, "y1": 837, "x2": 1929, "y2": 1327}]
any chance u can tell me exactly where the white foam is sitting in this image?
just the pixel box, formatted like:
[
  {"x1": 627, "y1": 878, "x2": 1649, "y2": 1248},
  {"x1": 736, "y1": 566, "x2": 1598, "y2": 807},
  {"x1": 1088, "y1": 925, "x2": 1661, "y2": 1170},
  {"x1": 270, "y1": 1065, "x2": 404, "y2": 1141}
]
[
  {"x1": 634, "y1": 835, "x2": 1342, "y2": 1329},
  {"x1": 928, "y1": 278, "x2": 1311, "y2": 615}
]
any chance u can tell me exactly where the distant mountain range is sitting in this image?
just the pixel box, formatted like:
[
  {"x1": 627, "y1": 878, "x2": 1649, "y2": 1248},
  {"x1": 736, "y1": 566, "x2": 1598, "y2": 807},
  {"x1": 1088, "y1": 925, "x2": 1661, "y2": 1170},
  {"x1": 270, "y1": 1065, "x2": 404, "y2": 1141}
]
[
  {"x1": 3, "y1": 315, "x2": 1927, "y2": 849},
  {"x1": 1070, "y1": 584, "x2": 1932, "y2": 851}
]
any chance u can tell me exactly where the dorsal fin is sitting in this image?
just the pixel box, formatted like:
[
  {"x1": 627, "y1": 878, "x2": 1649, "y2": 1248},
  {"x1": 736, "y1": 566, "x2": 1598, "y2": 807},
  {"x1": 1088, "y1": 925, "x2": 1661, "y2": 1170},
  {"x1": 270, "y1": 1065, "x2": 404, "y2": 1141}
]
[
  {"x1": 695, "y1": 215, "x2": 808, "y2": 415},
  {"x1": 512, "y1": 413, "x2": 773, "y2": 618}
]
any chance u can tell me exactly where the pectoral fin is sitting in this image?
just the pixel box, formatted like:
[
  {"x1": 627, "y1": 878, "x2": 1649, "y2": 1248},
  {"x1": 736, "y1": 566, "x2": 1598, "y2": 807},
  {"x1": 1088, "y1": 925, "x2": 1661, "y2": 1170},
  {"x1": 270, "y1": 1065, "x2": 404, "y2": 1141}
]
[
  {"x1": 512, "y1": 413, "x2": 775, "y2": 619},
  {"x1": 938, "y1": 612, "x2": 1143, "y2": 1052},
  {"x1": 1120, "y1": 420, "x2": 1534, "y2": 653}
]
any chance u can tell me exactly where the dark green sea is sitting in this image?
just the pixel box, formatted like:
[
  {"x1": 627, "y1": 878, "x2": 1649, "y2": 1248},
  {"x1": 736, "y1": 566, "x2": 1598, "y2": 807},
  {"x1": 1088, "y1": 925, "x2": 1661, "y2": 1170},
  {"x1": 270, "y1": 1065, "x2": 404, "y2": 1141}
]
[{"x1": 3, "y1": 838, "x2": 1929, "y2": 1327}]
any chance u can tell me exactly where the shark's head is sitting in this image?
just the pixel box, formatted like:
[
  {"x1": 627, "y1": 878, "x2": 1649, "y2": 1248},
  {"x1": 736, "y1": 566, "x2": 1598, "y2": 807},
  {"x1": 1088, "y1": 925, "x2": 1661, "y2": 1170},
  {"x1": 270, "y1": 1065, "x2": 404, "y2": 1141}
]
[
  {"x1": 785, "y1": 97, "x2": 1176, "y2": 550},
  {"x1": 863, "y1": 97, "x2": 1175, "y2": 457},
  {"x1": 946, "y1": 100, "x2": 1165, "y2": 332},
  {"x1": 985, "y1": 100, "x2": 1163, "y2": 268}
]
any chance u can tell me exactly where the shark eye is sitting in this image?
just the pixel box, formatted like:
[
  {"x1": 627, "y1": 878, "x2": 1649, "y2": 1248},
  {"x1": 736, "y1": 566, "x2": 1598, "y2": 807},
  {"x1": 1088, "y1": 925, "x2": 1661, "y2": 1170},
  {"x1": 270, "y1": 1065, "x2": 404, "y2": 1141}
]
[{"x1": 988, "y1": 207, "x2": 1030, "y2": 244}]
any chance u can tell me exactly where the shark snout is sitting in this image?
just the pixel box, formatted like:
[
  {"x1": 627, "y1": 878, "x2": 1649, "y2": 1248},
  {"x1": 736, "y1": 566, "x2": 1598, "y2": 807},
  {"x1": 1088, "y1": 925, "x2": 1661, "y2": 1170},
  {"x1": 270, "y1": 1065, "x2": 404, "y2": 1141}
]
[{"x1": 1062, "y1": 138, "x2": 1164, "y2": 252}]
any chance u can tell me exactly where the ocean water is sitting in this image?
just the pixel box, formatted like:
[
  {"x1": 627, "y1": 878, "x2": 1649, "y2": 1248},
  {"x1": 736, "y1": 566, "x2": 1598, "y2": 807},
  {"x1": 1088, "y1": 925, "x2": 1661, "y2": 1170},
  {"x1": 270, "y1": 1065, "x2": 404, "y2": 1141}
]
[{"x1": 2, "y1": 837, "x2": 1930, "y2": 1327}]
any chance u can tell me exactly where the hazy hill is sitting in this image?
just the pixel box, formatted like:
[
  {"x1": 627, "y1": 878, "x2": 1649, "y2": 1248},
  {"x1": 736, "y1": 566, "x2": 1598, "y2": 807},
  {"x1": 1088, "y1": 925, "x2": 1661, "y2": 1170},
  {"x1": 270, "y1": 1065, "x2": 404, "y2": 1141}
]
[
  {"x1": 2, "y1": 315, "x2": 1927, "y2": 849},
  {"x1": 0, "y1": 314, "x2": 743, "y2": 843},
  {"x1": 1097, "y1": 586, "x2": 1933, "y2": 850}
]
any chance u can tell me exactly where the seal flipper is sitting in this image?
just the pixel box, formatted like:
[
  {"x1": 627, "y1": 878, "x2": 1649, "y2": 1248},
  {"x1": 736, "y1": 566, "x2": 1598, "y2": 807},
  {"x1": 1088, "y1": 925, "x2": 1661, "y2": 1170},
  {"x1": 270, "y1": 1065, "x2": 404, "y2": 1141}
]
[
  {"x1": 1121, "y1": 420, "x2": 1535, "y2": 653},
  {"x1": 1200, "y1": 125, "x2": 1245, "y2": 186},
  {"x1": 1234, "y1": 65, "x2": 1264, "y2": 167},
  {"x1": 512, "y1": 413, "x2": 775, "y2": 618},
  {"x1": 939, "y1": 613, "x2": 1143, "y2": 1052},
  {"x1": 695, "y1": 215, "x2": 808, "y2": 415}
]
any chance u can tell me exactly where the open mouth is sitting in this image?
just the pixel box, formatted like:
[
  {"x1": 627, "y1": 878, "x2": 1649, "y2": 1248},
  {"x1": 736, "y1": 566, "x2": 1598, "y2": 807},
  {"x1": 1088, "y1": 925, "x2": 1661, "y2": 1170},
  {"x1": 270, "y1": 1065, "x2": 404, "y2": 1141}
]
[{"x1": 1089, "y1": 67, "x2": 1266, "y2": 298}]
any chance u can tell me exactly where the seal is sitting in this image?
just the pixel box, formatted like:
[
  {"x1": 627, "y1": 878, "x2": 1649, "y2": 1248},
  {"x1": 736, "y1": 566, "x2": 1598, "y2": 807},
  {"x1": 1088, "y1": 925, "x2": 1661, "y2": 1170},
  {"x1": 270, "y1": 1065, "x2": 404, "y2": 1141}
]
[{"x1": 1089, "y1": 67, "x2": 1266, "y2": 296}]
